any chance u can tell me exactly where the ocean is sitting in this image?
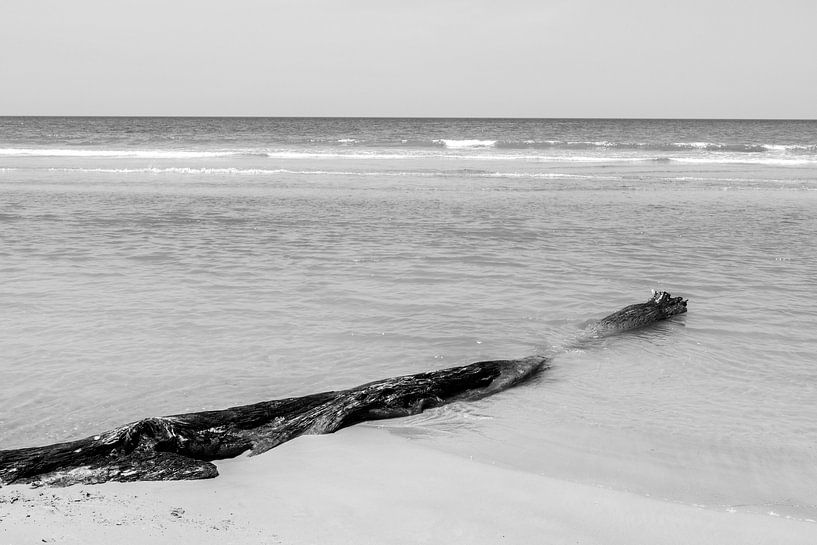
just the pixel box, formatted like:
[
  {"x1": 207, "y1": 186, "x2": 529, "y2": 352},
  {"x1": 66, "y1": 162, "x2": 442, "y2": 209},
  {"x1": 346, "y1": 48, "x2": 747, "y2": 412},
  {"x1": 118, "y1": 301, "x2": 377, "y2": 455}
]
[{"x1": 1, "y1": 117, "x2": 816, "y2": 520}]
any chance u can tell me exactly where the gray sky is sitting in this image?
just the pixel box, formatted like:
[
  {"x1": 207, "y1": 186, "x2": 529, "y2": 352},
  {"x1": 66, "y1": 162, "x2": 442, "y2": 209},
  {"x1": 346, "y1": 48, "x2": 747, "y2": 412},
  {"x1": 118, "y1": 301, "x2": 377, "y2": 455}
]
[{"x1": 2, "y1": 0, "x2": 815, "y2": 118}]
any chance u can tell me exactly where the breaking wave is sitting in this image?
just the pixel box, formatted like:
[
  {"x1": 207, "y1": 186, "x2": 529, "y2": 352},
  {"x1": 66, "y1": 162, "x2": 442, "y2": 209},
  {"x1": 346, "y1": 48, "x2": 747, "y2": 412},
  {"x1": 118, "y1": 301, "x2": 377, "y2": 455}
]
[
  {"x1": 434, "y1": 139, "x2": 497, "y2": 149},
  {"x1": 36, "y1": 167, "x2": 621, "y2": 180},
  {"x1": 260, "y1": 139, "x2": 817, "y2": 154},
  {"x1": 1, "y1": 140, "x2": 814, "y2": 167},
  {"x1": 493, "y1": 140, "x2": 817, "y2": 153}
]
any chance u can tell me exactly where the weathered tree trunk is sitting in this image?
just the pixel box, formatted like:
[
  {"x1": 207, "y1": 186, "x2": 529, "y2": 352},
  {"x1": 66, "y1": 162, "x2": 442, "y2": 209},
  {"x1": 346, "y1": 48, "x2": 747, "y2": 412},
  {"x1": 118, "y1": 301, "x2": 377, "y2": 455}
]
[
  {"x1": 1, "y1": 356, "x2": 547, "y2": 486},
  {"x1": 0, "y1": 290, "x2": 686, "y2": 487}
]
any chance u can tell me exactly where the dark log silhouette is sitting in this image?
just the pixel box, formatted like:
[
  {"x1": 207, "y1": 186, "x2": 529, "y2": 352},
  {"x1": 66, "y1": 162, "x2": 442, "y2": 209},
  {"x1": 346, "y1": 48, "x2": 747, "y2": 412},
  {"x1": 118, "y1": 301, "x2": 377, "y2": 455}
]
[
  {"x1": 0, "y1": 291, "x2": 686, "y2": 487},
  {"x1": 1, "y1": 357, "x2": 547, "y2": 486}
]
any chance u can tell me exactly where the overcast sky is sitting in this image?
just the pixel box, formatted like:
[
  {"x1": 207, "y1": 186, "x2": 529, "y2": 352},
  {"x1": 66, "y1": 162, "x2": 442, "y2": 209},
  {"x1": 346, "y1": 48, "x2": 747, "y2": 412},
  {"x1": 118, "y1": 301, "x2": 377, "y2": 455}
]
[{"x1": 2, "y1": 0, "x2": 815, "y2": 118}]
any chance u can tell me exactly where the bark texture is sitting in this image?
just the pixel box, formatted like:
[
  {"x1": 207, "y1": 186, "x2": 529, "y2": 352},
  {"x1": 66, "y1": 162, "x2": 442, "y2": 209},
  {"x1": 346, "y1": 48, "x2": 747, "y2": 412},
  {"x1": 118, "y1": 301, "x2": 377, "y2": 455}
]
[{"x1": 1, "y1": 356, "x2": 547, "y2": 486}]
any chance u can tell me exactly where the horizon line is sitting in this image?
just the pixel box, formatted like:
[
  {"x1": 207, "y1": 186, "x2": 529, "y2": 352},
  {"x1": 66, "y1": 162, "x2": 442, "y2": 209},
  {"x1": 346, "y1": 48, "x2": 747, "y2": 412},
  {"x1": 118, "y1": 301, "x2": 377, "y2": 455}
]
[{"x1": 1, "y1": 115, "x2": 816, "y2": 122}]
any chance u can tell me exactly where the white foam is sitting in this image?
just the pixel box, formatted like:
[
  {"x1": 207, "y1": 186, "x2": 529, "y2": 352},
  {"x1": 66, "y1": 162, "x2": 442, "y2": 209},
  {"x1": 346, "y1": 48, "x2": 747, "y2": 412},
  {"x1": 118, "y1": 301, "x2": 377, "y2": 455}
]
[
  {"x1": 673, "y1": 142, "x2": 711, "y2": 149},
  {"x1": 435, "y1": 139, "x2": 497, "y2": 149},
  {"x1": 264, "y1": 150, "x2": 417, "y2": 160},
  {"x1": 670, "y1": 156, "x2": 816, "y2": 166},
  {"x1": 579, "y1": 140, "x2": 616, "y2": 147},
  {"x1": 5, "y1": 145, "x2": 814, "y2": 167},
  {"x1": 762, "y1": 144, "x2": 817, "y2": 152},
  {"x1": 262, "y1": 149, "x2": 656, "y2": 162}
]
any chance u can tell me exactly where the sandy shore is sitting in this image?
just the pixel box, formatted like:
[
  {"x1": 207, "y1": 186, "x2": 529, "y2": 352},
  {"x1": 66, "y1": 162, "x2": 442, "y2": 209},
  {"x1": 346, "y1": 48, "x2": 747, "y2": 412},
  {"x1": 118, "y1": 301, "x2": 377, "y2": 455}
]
[{"x1": 1, "y1": 426, "x2": 814, "y2": 545}]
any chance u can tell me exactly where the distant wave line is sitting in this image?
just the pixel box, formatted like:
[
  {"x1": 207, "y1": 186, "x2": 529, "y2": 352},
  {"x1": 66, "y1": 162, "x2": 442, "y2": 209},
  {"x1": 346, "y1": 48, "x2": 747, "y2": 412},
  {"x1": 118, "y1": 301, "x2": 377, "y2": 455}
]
[
  {"x1": 3, "y1": 167, "x2": 812, "y2": 188},
  {"x1": 494, "y1": 141, "x2": 817, "y2": 153},
  {"x1": 668, "y1": 157, "x2": 816, "y2": 166},
  {"x1": 1, "y1": 148, "x2": 815, "y2": 166},
  {"x1": 434, "y1": 139, "x2": 497, "y2": 149},
  {"x1": 298, "y1": 139, "x2": 817, "y2": 153},
  {"x1": 259, "y1": 150, "x2": 666, "y2": 162},
  {"x1": 1, "y1": 140, "x2": 815, "y2": 159},
  {"x1": 260, "y1": 151, "x2": 817, "y2": 165},
  {"x1": 0, "y1": 148, "x2": 255, "y2": 159},
  {"x1": 30, "y1": 167, "x2": 812, "y2": 183},
  {"x1": 38, "y1": 167, "x2": 622, "y2": 180}
]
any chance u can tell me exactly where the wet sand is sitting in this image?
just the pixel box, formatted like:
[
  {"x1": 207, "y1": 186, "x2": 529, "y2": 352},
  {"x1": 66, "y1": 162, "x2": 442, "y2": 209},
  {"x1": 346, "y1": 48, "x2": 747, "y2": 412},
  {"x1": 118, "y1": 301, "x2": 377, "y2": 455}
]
[{"x1": 2, "y1": 426, "x2": 814, "y2": 545}]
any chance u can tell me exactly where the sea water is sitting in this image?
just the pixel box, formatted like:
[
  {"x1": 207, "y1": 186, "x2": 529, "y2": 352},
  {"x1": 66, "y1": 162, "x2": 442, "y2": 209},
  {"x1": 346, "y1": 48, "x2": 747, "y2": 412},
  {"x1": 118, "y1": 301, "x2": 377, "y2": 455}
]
[{"x1": 1, "y1": 118, "x2": 816, "y2": 519}]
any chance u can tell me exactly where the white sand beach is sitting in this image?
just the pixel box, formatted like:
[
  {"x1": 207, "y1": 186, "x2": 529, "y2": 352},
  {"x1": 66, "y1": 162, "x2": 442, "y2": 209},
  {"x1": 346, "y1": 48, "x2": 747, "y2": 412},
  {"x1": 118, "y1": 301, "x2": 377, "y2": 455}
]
[{"x1": 2, "y1": 426, "x2": 814, "y2": 545}]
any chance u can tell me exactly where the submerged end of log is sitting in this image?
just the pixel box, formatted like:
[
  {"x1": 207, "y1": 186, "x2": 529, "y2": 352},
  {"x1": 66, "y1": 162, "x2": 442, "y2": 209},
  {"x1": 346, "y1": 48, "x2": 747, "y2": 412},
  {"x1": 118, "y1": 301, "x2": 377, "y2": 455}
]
[{"x1": 587, "y1": 289, "x2": 687, "y2": 337}]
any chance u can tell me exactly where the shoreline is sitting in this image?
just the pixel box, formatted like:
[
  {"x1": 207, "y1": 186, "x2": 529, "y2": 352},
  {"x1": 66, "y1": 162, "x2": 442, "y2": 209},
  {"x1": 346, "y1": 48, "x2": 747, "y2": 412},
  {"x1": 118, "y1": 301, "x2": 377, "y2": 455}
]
[{"x1": 2, "y1": 426, "x2": 814, "y2": 545}]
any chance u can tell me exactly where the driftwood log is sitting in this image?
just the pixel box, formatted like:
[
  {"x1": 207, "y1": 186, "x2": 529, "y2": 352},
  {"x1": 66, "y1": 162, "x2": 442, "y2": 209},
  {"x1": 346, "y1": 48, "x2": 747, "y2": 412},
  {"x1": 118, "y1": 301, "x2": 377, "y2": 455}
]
[
  {"x1": 0, "y1": 291, "x2": 686, "y2": 487},
  {"x1": 586, "y1": 290, "x2": 687, "y2": 337},
  {"x1": 0, "y1": 357, "x2": 547, "y2": 486}
]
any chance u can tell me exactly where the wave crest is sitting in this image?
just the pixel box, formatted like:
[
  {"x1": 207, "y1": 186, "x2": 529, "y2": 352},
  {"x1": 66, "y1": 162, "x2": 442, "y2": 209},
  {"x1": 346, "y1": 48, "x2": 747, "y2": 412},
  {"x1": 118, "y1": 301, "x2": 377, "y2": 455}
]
[
  {"x1": 434, "y1": 139, "x2": 497, "y2": 149},
  {"x1": 33, "y1": 167, "x2": 621, "y2": 180}
]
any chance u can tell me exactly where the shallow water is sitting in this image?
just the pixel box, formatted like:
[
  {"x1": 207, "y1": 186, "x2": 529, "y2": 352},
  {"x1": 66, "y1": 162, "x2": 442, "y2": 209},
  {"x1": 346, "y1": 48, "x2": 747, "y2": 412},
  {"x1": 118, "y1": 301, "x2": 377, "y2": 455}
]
[{"x1": 1, "y1": 118, "x2": 816, "y2": 520}]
